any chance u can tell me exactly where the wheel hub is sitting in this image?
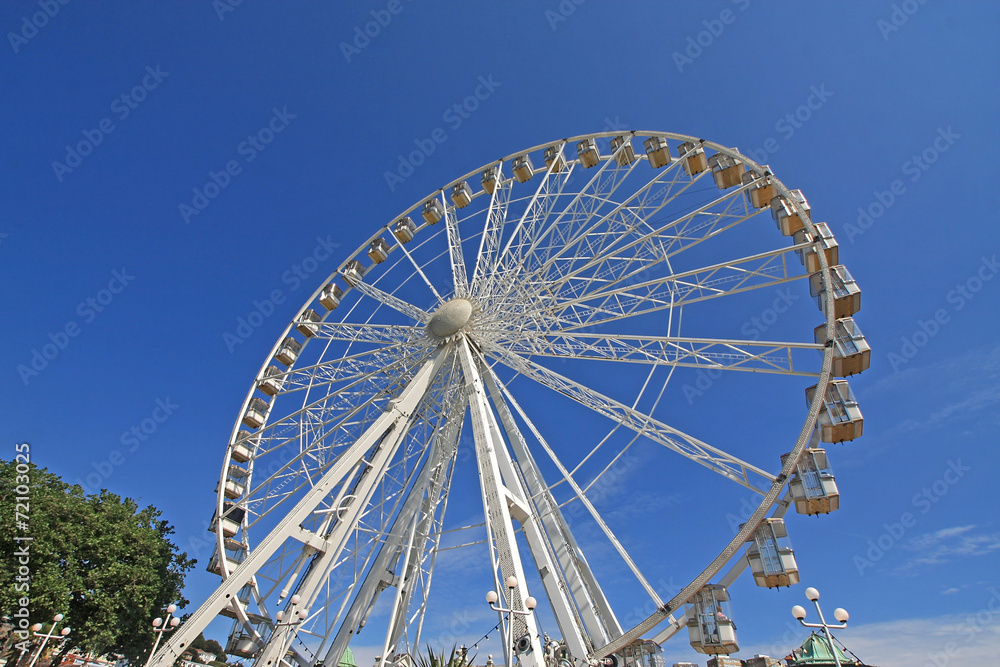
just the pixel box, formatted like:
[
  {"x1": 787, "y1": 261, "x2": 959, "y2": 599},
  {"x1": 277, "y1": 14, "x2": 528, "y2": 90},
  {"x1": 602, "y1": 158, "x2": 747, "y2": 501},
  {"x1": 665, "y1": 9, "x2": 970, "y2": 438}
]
[{"x1": 427, "y1": 298, "x2": 474, "y2": 339}]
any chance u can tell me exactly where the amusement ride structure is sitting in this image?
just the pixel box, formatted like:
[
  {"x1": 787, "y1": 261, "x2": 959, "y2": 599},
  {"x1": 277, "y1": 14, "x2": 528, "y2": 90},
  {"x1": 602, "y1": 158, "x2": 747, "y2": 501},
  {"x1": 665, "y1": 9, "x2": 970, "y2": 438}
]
[{"x1": 149, "y1": 131, "x2": 870, "y2": 667}]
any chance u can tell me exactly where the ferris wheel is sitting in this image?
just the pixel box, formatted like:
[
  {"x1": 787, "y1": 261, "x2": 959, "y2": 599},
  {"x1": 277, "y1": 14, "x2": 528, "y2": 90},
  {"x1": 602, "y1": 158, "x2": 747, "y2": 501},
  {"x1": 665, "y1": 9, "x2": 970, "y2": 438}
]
[{"x1": 151, "y1": 131, "x2": 870, "y2": 667}]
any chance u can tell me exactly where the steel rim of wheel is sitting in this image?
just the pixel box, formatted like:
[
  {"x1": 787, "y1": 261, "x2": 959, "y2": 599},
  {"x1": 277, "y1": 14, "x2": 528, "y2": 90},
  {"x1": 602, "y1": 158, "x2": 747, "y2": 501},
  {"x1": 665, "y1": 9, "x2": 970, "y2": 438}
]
[{"x1": 196, "y1": 131, "x2": 863, "y2": 667}]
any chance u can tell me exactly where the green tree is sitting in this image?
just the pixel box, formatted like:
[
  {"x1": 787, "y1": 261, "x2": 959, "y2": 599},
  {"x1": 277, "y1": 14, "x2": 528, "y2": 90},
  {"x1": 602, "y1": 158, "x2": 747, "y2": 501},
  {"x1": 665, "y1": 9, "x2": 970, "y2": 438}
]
[
  {"x1": 188, "y1": 633, "x2": 226, "y2": 662},
  {"x1": 0, "y1": 460, "x2": 196, "y2": 664}
]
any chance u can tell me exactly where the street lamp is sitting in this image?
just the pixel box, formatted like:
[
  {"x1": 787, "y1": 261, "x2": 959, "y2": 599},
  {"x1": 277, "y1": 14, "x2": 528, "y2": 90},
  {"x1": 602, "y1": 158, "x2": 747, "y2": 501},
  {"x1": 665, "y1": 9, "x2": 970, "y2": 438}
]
[
  {"x1": 144, "y1": 604, "x2": 180, "y2": 667},
  {"x1": 274, "y1": 594, "x2": 309, "y2": 625},
  {"x1": 27, "y1": 614, "x2": 71, "y2": 667},
  {"x1": 791, "y1": 587, "x2": 849, "y2": 667},
  {"x1": 274, "y1": 595, "x2": 310, "y2": 667},
  {"x1": 485, "y1": 576, "x2": 537, "y2": 667}
]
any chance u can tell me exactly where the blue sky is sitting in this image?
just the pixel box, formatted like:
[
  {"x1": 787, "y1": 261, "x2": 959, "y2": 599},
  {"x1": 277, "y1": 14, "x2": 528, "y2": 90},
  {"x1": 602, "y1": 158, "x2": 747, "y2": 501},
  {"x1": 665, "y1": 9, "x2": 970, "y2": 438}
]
[{"x1": 3, "y1": 2, "x2": 999, "y2": 666}]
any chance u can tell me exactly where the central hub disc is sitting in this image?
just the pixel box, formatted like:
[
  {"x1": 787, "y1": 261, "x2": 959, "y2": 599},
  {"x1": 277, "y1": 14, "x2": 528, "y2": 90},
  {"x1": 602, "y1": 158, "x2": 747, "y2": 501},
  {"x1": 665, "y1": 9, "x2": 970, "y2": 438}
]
[{"x1": 427, "y1": 298, "x2": 474, "y2": 339}]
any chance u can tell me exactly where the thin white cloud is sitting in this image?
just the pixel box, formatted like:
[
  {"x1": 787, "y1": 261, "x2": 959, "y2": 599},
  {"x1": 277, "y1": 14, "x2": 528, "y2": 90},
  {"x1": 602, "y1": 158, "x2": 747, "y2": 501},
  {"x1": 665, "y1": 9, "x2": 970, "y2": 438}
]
[
  {"x1": 896, "y1": 525, "x2": 1000, "y2": 572},
  {"x1": 882, "y1": 385, "x2": 1000, "y2": 438},
  {"x1": 863, "y1": 342, "x2": 1000, "y2": 397},
  {"x1": 941, "y1": 587, "x2": 960, "y2": 595},
  {"x1": 908, "y1": 524, "x2": 976, "y2": 549},
  {"x1": 835, "y1": 344, "x2": 1000, "y2": 471}
]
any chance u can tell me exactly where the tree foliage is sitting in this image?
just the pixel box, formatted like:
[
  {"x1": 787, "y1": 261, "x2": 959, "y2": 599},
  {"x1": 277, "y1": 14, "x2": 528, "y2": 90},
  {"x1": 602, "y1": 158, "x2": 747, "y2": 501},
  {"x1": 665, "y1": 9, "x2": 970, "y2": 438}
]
[
  {"x1": 187, "y1": 633, "x2": 226, "y2": 662},
  {"x1": 0, "y1": 460, "x2": 195, "y2": 664}
]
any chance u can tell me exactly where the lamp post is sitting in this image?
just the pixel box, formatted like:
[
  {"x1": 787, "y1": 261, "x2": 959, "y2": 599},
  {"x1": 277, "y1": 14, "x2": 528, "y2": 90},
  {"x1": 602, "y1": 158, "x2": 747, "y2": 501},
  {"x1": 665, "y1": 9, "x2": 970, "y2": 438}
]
[
  {"x1": 485, "y1": 576, "x2": 537, "y2": 667},
  {"x1": 274, "y1": 595, "x2": 309, "y2": 667},
  {"x1": 144, "y1": 604, "x2": 180, "y2": 667},
  {"x1": 791, "y1": 587, "x2": 849, "y2": 667},
  {"x1": 27, "y1": 614, "x2": 70, "y2": 667}
]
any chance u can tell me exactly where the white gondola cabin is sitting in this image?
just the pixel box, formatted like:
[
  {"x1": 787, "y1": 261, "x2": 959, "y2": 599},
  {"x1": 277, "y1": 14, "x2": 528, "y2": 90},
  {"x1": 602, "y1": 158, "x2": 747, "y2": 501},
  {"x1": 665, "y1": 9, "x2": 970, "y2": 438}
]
[
  {"x1": 771, "y1": 189, "x2": 810, "y2": 236},
  {"x1": 577, "y1": 139, "x2": 600, "y2": 168},
  {"x1": 709, "y1": 153, "x2": 743, "y2": 189},
  {"x1": 451, "y1": 181, "x2": 473, "y2": 208},
  {"x1": 227, "y1": 463, "x2": 248, "y2": 482},
  {"x1": 275, "y1": 336, "x2": 302, "y2": 366},
  {"x1": 257, "y1": 365, "x2": 284, "y2": 397},
  {"x1": 783, "y1": 448, "x2": 840, "y2": 515},
  {"x1": 422, "y1": 199, "x2": 443, "y2": 224},
  {"x1": 210, "y1": 502, "x2": 246, "y2": 538},
  {"x1": 219, "y1": 600, "x2": 268, "y2": 626},
  {"x1": 619, "y1": 640, "x2": 663, "y2": 667},
  {"x1": 815, "y1": 317, "x2": 871, "y2": 377},
  {"x1": 481, "y1": 166, "x2": 499, "y2": 194},
  {"x1": 793, "y1": 222, "x2": 839, "y2": 274},
  {"x1": 393, "y1": 216, "x2": 417, "y2": 243},
  {"x1": 226, "y1": 634, "x2": 260, "y2": 659},
  {"x1": 219, "y1": 460, "x2": 248, "y2": 499},
  {"x1": 512, "y1": 154, "x2": 533, "y2": 183},
  {"x1": 742, "y1": 169, "x2": 776, "y2": 209},
  {"x1": 230, "y1": 431, "x2": 255, "y2": 463},
  {"x1": 219, "y1": 477, "x2": 245, "y2": 500},
  {"x1": 368, "y1": 237, "x2": 391, "y2": 264},
  {"x1": 242, "y1": 397, "x2": 271, "y2": 429},
  {"x1": 687, "y1": 585, "x2": 739, "y2": 655},
  {"x1": 677, "y1": 141, "x2": 708, "y2": 176},
  {"x1": 744, "y1": 519, "x2": 799, "y2": 588},
  {"x1": 320, "y1": 282, "x2": 343, "y2": 310},
  {"x1": 544, "y1": 145, "x2": 567, "y2": 172},
  {"x1": 806, "y1": 380, "x2": 863, "y2": 442},
  {"x1": 643, "y1": 136, "x2": 671, "y2": 169},
  {"x1": 208, "y1": 545, "x2": 246, "y2": 576},
  {"x1": 610, "y1": 135, "x2": 636, "y2": 166},
  {"x1": 810, "y1": 264, "x2": 861, "y2": 319},
  {"x1": 341, "y1": 259, "x2": 366, "y2": 287},
  {"x1": 296, "y1": 309, "x2": 321, "y2": 337}
]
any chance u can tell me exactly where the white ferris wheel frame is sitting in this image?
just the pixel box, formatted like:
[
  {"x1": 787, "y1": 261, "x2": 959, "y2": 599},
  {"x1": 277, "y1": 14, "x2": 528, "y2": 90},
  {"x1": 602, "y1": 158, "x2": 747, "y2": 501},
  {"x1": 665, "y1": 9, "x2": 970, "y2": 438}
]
[{"x1": 149, "y1": 130, "x2": 847, "y2": 667}]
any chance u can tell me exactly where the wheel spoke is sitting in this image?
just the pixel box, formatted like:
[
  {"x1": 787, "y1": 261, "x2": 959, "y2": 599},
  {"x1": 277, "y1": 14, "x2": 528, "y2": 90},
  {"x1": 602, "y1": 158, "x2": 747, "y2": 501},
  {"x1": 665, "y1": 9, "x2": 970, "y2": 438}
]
[
  {"x1": 540, "y1": 245, "x2": 808, "y2": 333},
  {"x1": 488, "y1": 346, "x2": 775, "y2": 491},
  {"x1": 498, "y1": 332, "x2": 821, "y2": 376},
  {"x1": 502, "y1": 182, "x2": 757, "y2": 320},
  {"x1": 271, "y1": 342, "x2": 418, "y2": 394},
  {"x1": 442, "y1": 191, "x2": 470, "y2": 297},
  {"x1": 311, "y1": 322, "x2": 423, "y2": 345},
  {"x1": 470, "y1": 165, "x2": 513, "y2": 295},
  {"x1": 515, "y1": 156, "x2": 713, "y2": 296},
  {"x1": 348, "y1": 276, "x2": 431, "y2": 324}
]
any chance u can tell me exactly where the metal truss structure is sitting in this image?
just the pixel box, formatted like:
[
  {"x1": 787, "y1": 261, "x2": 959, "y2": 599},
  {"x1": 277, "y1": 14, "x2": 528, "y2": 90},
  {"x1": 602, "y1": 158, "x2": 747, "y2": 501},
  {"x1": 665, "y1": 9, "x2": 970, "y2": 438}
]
[{"x1": 149, "y1": 131, "x2": 868, "y2": 667}]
